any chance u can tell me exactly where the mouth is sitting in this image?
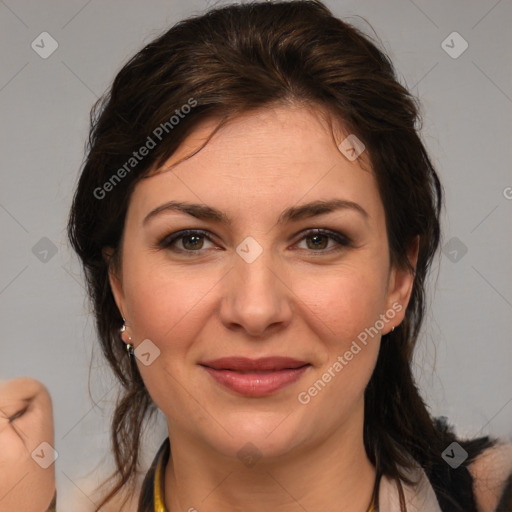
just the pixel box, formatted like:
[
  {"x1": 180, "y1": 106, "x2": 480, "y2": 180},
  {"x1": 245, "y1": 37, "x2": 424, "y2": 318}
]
[{"x1": 199, "y1": 357, "x2": 311, "y2": 397}]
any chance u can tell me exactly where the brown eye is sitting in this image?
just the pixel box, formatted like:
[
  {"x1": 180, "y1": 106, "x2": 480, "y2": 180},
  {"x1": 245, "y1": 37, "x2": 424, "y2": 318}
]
[
  {"x1": 181, "y1": 234, "x2": 205, "y2": 250},
  {"x1": 160, "y1": 229, "x2": 216, "y2": 254},
  {"x1": 305, "y1": 233, "x2": 329, "y2": 250},
  {"x1": 296, "y1": 229, "x2": 351, "y2": 252}
]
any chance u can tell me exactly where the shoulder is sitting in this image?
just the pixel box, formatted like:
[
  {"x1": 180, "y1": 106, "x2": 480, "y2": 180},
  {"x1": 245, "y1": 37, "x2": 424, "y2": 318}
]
[{"x1": 467, "y1": 440, "x2": 512, "y2": 512}]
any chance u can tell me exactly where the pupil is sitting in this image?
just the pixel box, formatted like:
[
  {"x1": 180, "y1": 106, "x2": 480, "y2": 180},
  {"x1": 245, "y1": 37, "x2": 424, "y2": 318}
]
[
  {"x1": 185, "y1": 235, "x2": 202, "y2": 249},
  {"x1": 309, "y1": 234, "x2": 327, "y2": 249}
]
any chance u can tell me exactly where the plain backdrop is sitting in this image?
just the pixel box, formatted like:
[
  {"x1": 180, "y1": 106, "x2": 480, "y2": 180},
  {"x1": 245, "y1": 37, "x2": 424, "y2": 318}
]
[{"x1": 1, "y1": 0, "x2": 511, "y2": 510}]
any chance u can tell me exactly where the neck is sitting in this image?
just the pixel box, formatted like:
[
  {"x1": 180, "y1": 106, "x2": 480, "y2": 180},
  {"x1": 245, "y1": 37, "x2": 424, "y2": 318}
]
[{"x1": 163, "y1": 403, "x2": 376, "y2": 512}]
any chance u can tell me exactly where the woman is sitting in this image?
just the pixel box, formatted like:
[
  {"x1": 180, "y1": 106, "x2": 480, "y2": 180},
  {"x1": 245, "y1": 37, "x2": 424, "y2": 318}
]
[{"x1": 67, "y1": 1, "x2": 512, "y2": 511}]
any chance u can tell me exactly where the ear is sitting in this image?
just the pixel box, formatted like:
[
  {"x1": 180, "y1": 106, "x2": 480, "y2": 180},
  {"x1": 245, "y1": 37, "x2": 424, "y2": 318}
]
[
  {"x1": 103, "y1": 246, "x2": 127, "y2": 322},
  {"x1": 383, "y1": 235, "x2": 420, "y2": 334}
]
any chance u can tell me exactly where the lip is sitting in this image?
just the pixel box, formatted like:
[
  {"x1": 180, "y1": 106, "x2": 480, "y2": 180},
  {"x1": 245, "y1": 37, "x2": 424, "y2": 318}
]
[
  {"x1": 200, "y1": 357, "x2": 311, "y2": 397},
  {"x1": 200, "y1": 356, "x2": 309, "y2": 371}
]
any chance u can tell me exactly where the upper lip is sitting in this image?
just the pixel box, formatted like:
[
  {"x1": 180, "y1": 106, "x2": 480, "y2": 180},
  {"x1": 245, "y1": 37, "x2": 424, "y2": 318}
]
[{"x1": 200, "y1": 356, "x2": 310, "y2": 372}]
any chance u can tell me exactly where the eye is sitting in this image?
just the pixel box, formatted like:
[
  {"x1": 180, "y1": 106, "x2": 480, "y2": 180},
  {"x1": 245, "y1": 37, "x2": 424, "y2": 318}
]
[
  {"x1": 159, "y1": 229, "x2": 216, "y2": 254},
  {"x1": 159, "y1": 228, "x2": 351, "y2": 255},
  {"x1": 295, "y1": 229, "x2": 351, "y2": 252}
]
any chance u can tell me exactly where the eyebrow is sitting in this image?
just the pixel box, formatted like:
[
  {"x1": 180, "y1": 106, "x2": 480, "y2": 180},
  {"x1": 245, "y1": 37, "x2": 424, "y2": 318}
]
[{"x1": 143, "y1": 198, "x2": 369, "y2": 227}]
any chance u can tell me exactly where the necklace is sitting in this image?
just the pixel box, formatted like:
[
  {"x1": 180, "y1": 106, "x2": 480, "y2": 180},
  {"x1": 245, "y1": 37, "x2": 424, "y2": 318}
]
[
  {"x1": 152, "y1": 441, "x2": 379, "y2": 512},
  {"x1": 367, "y1": 471, "x2": 380, "y2": 512}
]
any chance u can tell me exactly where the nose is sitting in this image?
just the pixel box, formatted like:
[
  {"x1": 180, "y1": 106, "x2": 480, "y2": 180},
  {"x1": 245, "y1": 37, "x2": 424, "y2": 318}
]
[{"x1": 219, "y1": 248, "x2": 293, "y2": 337}]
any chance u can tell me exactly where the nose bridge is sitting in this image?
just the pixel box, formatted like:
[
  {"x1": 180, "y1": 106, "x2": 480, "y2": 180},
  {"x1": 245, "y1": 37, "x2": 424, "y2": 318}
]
[
  {"x1": 235, "y1": 241, "x2": 276, "y2": 292},
  {"x1": 220, "y1": 235, "x2": 291, "y2": 334},
  {"x1": 233, "y1": 234, "x2": 281, "y2": 303}
]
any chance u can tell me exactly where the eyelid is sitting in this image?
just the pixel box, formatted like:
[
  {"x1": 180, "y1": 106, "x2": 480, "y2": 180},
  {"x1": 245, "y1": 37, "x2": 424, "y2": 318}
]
[{"x1": 298, "y1": 228, "x2": 351, "y2": 245}]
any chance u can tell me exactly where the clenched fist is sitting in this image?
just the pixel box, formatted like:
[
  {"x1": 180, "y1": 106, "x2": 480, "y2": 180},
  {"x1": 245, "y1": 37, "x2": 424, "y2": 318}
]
[{"x1": 0, "y1": 377, "x2": 56, "y2": 512}]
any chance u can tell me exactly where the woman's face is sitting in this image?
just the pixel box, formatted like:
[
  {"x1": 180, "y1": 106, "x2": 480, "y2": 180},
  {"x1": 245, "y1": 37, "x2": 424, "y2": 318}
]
[{"x1": 109, "y1": 104, "x2": 415, "y2": 461}]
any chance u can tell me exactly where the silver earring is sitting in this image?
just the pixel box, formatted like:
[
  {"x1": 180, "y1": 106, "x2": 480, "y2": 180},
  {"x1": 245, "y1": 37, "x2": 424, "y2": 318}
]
[{"x1": 125, "y1": 343, "x2": 134, "y2": 357}]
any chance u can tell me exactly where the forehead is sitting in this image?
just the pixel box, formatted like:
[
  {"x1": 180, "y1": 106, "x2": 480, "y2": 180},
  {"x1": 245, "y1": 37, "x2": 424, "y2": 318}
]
[{"x1": 128, "y1": 105, "x2": 383, "y2": 224}]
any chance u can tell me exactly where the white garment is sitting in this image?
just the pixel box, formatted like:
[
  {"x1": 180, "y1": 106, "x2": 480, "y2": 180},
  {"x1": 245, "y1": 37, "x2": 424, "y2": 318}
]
[
  {"x1": 378, "y1": 465, "x2": 442, "y2": 512},
  {"x1": 378, "y1": 442, "x2": 512, "y2": 512}
]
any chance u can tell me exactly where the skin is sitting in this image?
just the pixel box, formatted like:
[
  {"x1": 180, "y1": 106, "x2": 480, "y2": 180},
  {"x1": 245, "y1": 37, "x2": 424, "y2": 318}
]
[
  {"x1": 108, "y1": 103, "x2": 418, "y2": 512},
  {"x1": 0, "y1": 377, "x2": 55, "y2": 512}
]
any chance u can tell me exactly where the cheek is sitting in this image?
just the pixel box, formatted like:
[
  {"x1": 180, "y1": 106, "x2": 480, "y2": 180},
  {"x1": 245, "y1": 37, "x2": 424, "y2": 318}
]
[
  {"x1": 122, "y1": 259, "x2": 221, "y2": 410},
  {"x1": 294, "y1": 262, "x2": 389, "y2": 344},
  {"x1": 294, "y1": 273, "x2": 384, "y2": 418},
  {"x1": 123, "y1": 256, "x2": 218, "y2": 343}
]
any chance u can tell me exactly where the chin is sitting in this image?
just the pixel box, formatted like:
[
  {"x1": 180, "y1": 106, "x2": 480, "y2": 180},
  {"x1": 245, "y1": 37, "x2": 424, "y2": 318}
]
[{"x1": 202, "y1": 412, "x2": 309, "y2": 463}]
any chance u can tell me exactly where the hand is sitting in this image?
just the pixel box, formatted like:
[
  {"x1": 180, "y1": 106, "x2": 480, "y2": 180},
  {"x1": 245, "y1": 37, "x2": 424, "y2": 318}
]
[{"x1": 0, "y1": 377, "x2": 56, "y2": 512}]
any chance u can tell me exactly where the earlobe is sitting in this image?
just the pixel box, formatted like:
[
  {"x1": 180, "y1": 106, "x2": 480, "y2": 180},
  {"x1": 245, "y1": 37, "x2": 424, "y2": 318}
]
[{"x1": 384, "y1": 236, "x2": 420, "y2": 332}]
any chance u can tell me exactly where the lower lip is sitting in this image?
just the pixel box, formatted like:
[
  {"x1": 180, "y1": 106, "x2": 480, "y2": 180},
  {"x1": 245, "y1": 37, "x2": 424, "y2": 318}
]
[{"x1": 202, "y1": 365, "x2": 310, "y2": 397}]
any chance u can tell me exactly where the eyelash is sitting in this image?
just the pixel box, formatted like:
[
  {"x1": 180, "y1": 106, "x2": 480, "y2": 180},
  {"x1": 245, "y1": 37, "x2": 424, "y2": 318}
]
[{"x1": 159, "y1": 228, "x2": 351, "y2": 256}]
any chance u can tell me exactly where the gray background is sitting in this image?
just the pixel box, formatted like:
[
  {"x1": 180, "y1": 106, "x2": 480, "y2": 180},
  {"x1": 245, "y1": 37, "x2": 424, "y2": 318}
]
[{"x1": 1, "y1": 0, "x2": 511, "y2": 509}]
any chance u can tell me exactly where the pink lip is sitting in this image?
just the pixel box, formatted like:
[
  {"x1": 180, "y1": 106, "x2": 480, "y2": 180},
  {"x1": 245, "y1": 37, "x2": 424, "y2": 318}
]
[
  {"x1": 200, "y1": 356, "x2": 309, "y2": 371},
  {"x1": 200, "y1": 357, "x2": 311, "y2": 397}
]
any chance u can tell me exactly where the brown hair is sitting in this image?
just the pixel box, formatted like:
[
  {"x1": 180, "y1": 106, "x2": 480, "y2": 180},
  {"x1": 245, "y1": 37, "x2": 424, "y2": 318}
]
[{"x1": 67, "y1": 1, "x2": 496, "y2": 510}]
